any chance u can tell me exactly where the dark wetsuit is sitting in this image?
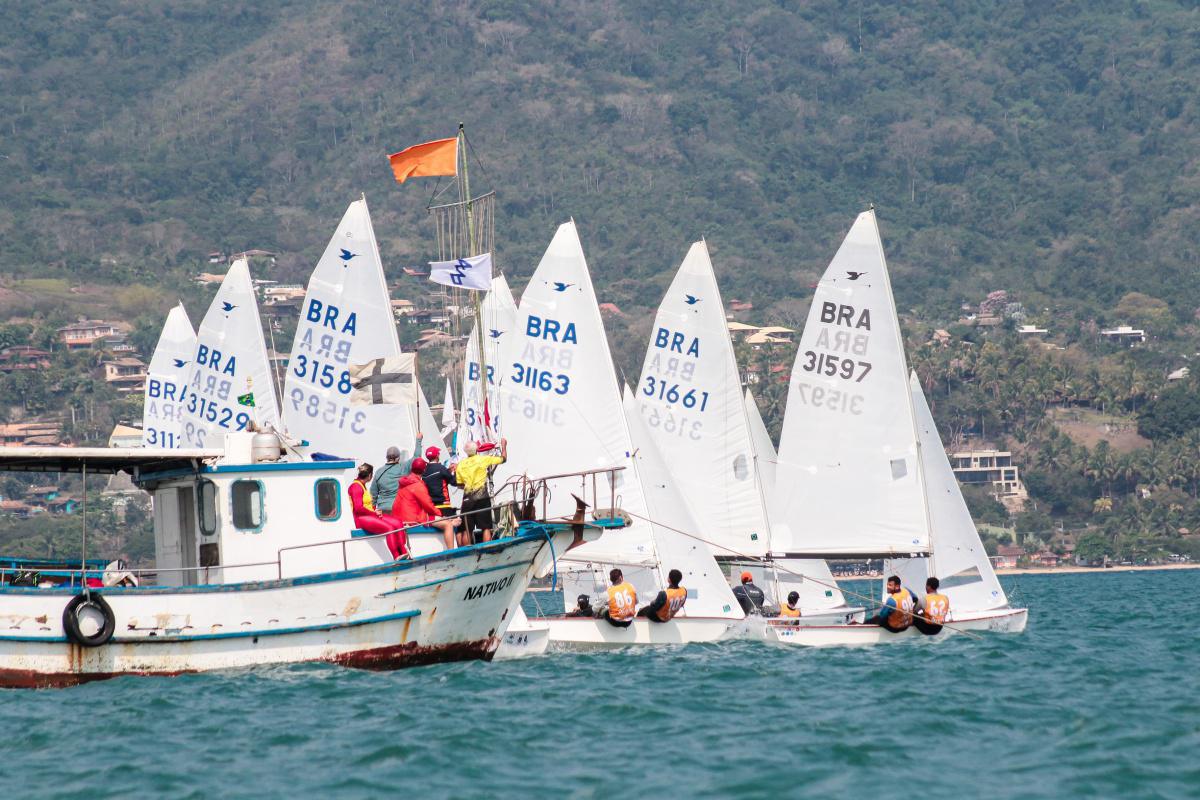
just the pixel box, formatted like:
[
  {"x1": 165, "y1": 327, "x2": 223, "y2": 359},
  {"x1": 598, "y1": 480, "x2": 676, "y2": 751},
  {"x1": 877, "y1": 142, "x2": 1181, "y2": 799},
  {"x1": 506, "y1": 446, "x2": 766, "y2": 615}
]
[{"x1": 732, "y1": 582, "x2": 766, "y2": 615}]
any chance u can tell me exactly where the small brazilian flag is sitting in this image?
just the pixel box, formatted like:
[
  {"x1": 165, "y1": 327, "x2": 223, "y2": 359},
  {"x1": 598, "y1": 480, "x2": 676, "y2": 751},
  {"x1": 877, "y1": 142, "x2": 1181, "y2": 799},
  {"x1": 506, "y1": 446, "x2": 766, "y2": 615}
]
[{"x1": 236, "y1": 392, "x2": 255, "y2": 407}]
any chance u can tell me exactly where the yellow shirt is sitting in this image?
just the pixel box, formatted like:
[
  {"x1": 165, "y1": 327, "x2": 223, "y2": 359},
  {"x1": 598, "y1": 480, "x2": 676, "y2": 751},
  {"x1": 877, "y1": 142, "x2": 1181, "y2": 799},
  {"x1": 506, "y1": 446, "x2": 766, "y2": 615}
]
[{"x1": 456, "y1": 454, "x2": 504, "y2": 495}]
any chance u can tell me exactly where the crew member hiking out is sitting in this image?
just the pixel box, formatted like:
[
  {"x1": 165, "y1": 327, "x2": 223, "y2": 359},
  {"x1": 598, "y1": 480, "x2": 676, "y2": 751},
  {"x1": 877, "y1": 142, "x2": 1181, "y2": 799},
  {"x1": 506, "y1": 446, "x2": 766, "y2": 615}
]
[
  {"x1": 638, "y1": 568, "x2": 687, "y2": 622},
  {"x1": 914, "y1": 577, "x2": 949, "y2": 635},
  {"x1": 602, "y1": 568, "x2": 637, "y2": 628},
  {"x1": 732, "y1": 571, "x2": 766, "y2": 615},
  {"x1": 455, "y1": 439, "x2": 507, "y2": 546},
  {"x1": 860, "y1": 575, "x2": 916, "y2": 632}
]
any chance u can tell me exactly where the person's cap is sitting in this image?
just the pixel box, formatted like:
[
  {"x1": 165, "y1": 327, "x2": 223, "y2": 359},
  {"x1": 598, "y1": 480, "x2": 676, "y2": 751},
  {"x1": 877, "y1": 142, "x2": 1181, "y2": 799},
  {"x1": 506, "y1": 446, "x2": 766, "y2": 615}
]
[
  {"x1": 410, "y1": 458, "x2": 427, "y2": 474},
  {"x1": 478, "y1": 441, "x2": 497, "y2": 452},
  {"x1": 386, "y1": 445, "x2": 401, "y2": 460},
  {"x1": 740, "y1": 571, "x2": 753, "y2": 583},
  {"x1": 425, "y1": 446, "x2": 441, "y2": 461},
  {"x1": 577, "y1": 594, "x2": 589, "y2": 604}
]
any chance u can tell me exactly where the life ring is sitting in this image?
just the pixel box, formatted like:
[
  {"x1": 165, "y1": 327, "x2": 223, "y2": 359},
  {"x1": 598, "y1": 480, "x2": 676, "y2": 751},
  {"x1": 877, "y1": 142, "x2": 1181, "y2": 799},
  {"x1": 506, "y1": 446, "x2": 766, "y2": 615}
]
[{"x1": 62, "y1": 593, "x2": 116, "y2": 647}]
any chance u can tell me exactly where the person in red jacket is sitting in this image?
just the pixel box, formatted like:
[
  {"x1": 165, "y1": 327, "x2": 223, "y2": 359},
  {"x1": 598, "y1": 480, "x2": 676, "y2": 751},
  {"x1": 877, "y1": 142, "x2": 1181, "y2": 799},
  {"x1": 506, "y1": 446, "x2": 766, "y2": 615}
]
[
  {"x1": 348, "y1": 463, "x2": 408, "y2": 559},
  {"x1": 394, "y1": 459, "x2": 458, "y2": 551}
]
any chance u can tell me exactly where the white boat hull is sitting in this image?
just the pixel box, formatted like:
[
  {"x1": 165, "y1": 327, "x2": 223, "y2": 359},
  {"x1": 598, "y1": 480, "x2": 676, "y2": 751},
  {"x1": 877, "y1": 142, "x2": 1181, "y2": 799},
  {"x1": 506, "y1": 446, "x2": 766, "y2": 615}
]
[
  {"x1": 493, "y1": 604, "x2": 550, "y2": 660},
  {"x1": 544, "y1": 615, "x2": 740, "y2": 648},
  {"x1": 0, "y1": 531, "x2": 569, "y2": 688},
  {"x1": 765, "y1": 607, "x2": 1028, "y2": 647}
]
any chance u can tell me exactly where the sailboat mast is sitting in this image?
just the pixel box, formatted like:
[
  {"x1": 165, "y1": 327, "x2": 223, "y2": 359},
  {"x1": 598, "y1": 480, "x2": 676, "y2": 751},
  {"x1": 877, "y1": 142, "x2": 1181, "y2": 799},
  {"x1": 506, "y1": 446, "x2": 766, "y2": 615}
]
[{"x1": 458, "y1": 124, "x2": 492, "y2": 441}]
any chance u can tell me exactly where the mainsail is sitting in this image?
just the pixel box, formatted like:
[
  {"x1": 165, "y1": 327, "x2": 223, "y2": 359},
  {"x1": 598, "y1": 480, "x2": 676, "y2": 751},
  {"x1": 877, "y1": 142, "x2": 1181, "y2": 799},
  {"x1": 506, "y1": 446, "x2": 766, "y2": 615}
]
[
  {"x1": 282, "y1": 198, "x2": 416, "y2": 463},
  {"x1": 498, "y1": 221, "x2": 655, "y2": 563},
  {"x1": 771, "y1": 210, "x2": 930, "y2": 556},
  {"x1": 891, "y1": 372, "x2": 1008, "y2": 611},
  {"x1": 180, "y1": 259, "x2": 280, "y2": 448},
  {"x1": 142, "y1": 303, "x2": 196, "y2": 448},
  {"x1": 458, "y1": 273, "x2": 517, "y2": 446},
  {"x1": 744, "y1": 389, "x2": 777, "y2": 499}
]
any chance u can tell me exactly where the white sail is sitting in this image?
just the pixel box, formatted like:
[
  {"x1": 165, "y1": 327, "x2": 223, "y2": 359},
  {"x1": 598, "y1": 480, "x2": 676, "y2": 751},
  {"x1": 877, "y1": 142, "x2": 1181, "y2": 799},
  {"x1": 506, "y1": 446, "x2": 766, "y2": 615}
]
[
  {"x1": 417, "y1": 380, "x2": 445, "y2": 452},
  {"x1": 440, "y1": 378, "x2": 457, "y2": 440},
  {"x1": 180, "y1": 259, "x2": 280, "y2": 448},
  {"x1": 282, "y1": 198, "x2": 416, "y2": 463},
  {"x1": 498, "y1": 221, "x2": 656, "y2": 563},
  {"x1": 142, "y1": 303, "x2": 196, "y2": 448},
  {"x1": 744, "y1": 389, "x2": 777, "y2": 498},
  {"x1": 622, "y1": 388, "x2": 742, "y2": 619},
  {"x1": 458, "y1": 274, "x2": 517, "y2": 446},
  {"x1": 635, "y1": 241, "x2": 770, "y2": 558},
  {"x1": 891, "y1": 372, "x2": 1008, "y2": 612},
  {"x1": 771, "y1": 210, "x2": 929, "y2": 556}
]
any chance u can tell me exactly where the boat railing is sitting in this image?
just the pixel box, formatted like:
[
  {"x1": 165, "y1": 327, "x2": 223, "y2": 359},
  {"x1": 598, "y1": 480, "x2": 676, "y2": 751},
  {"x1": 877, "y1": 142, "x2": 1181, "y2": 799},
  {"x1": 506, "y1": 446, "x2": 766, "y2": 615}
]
[
  {"x1": 0, "y1": 560, "x2": 281, "y2": 588},
  {"x1": 493, "y1": 466, "x2": 627, "y2": 525}
]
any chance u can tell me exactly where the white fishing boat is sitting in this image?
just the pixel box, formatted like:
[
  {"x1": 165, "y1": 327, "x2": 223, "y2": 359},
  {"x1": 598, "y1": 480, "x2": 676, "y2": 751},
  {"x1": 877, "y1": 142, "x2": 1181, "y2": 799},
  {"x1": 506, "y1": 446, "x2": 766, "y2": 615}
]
[
  {"x1": 179, "y1": 258, "x2": 281, "y2": 448},
  {"x1": 142, "y1": 303, "x2": 196, "y2": 448},
  {"x1": 765, "y1": 209, "x2": 1027, "y2": 646},
  {"x1": 500, "y1": 223, "x2": 745, "y2": 648},
  {"x1": 0, "y1": 434, "x2": 604, "y2": 687},
  {"x1": 635, "y1": 240, "x2": 859, "y2": 623}
]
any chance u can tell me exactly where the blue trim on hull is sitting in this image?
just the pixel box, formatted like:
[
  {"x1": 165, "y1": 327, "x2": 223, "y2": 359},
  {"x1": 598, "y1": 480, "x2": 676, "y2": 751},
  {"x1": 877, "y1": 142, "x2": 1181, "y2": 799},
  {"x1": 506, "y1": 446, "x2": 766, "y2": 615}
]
[{"x1": 204, "y1": 460, "x2": 355, "y2": 475}]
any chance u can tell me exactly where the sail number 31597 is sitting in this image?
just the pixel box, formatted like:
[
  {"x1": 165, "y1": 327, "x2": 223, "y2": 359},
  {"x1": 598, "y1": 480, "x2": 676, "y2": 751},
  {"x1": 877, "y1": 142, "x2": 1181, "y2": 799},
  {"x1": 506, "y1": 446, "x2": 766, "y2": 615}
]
[{"x1": 800, "y1": 351, "x2": 872, "y2": 382}]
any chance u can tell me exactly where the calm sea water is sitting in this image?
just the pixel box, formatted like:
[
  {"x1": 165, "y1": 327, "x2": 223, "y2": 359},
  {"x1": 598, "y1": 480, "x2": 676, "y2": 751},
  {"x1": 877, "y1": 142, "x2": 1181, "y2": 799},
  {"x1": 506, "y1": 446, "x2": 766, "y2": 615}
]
[{"x1": 3, "y1": 570, "x2": 1197, "y2": 799}]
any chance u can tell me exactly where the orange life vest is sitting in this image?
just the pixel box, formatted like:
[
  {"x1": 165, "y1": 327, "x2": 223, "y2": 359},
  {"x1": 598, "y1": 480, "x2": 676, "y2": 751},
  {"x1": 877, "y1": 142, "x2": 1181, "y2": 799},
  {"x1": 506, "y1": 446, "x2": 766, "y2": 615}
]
[
  {"x1": 886, "y1": 587, "x2": 915, "y2": 630},
  {"x1": 779, "y1": 602, "x2": 800, "y2": 618},
  {"x1": 655, "y1": 586, "x2": 687, "y2": 622},
  {"x1": 923, "y1": 592, "x2": 950, "y2": 625},
  {"x1": 607, "y1": 581, "x2": 637, "y2": 622}
]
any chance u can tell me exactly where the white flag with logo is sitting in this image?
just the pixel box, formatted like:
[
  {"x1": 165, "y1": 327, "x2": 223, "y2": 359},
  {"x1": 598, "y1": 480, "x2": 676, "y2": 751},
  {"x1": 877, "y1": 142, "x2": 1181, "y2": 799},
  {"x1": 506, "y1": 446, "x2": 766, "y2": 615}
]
[
  {"x1": 348, "y1": 355, "x2": 417, "y2": 406},
  {"x1": 429, "y1": 252, "x2": 493, "y2": 291}
]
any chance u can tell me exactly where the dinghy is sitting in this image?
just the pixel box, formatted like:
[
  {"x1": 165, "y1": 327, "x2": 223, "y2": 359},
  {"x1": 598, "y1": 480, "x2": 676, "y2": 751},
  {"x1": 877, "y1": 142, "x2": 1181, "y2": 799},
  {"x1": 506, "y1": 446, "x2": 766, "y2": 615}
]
[
  {"x1": 766, "y1": 209, "x2": 1027, "y2": 646},
  {"x1": 179, "y1": 259, "x2": 281, "y2": 448},
  {"x1": 636, "y1": 241, "x2": 858, "y2": 623},
  {"x1": 142, "y1": 303, "x2": 196, "y2": 448}
]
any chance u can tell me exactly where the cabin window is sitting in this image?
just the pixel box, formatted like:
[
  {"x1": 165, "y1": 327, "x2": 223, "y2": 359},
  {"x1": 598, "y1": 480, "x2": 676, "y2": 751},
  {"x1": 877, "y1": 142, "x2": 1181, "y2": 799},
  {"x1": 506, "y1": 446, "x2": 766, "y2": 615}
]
[
  {"x1": 314, "y1": 478, "x2": 341, "y2": 521},
  {"x1": 198, "y1": 480, "x2": 218, "y2": 536},
  {"x1": 231, "y1": 480, "x2": 264, "y2": 531}
]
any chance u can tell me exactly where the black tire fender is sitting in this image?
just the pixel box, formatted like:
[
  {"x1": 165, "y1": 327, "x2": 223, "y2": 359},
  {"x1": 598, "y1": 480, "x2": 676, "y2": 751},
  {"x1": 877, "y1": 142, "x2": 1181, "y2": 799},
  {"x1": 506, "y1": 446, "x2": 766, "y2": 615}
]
[{"x1": 62, "y1": 593, "x2": 116, "y2": 648}]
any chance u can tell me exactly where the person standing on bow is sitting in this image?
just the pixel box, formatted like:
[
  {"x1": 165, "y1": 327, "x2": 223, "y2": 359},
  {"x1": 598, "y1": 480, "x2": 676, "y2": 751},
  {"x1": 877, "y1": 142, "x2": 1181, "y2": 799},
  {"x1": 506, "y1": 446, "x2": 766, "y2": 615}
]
[
  {"x1": 914, "y1": 577, "x2": 949, "y2": 635},
  {"x1": 454, "y1": 438, "x2": 507, "y2": 546},
  {"x1": 348, "y1": 463, "x2": 407, "y2": 559},
  {"x1": 638, "y1": 568, "x2": 687, "y2": 623},
  {"x1": 732, "y1": 571, "x2": 767, "y2": 615},
  {"x1": 861, "y1": 575, "x2": 916, "y2": 632},
  {"x1": 602, "y1": 568, "x2": 637, "y2": 628},
  {"x1": 371, "y1": 432, "x2": 423, "y2": 515}
]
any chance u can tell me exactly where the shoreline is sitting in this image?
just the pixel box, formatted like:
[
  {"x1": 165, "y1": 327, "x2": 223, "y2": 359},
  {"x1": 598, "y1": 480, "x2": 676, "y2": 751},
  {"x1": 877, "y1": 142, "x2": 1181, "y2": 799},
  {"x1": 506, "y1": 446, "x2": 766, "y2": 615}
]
[{"x1": 994, "y1": 563, "x2": 1200, "y2": 576}]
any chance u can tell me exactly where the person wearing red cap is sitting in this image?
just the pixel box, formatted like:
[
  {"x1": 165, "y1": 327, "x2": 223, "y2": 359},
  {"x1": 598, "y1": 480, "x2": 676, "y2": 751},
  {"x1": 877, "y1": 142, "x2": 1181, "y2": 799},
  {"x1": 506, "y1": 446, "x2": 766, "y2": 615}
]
[
  {"x1": 394, "y1": 458, "x2": 458, "y2": 550},
  {"x1": 421, "y1": 445, "x2": 457, "y2": 517},
  {"x1": 731, "y1": 570, "x2": 766, "y2": 615}
]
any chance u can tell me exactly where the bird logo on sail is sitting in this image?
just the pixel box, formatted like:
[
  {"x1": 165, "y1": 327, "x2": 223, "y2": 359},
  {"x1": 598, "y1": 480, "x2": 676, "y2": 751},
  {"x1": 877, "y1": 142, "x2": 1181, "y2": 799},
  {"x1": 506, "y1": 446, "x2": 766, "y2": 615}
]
[
  {"x1": 221, "y1": 302, "x2": 237, "y2": 313},
  {"x1": 173, "y1": 358, "x2": 189, "y2": 368},
  {"x1": 685, "y1": 294, "x2": 701, "y2": 305},
  {"x1": 489, "y1": 329, "x2": 504, "y2": 339},
  {"x1": 553, "y1": 282, "x2": 573, "y2": 292},
  {"x1": 846, "y1": 271, "x2": 867, "y2": 281},
  {"x1": 339, "y1": 249, "x2": 359, "y2": 263}
]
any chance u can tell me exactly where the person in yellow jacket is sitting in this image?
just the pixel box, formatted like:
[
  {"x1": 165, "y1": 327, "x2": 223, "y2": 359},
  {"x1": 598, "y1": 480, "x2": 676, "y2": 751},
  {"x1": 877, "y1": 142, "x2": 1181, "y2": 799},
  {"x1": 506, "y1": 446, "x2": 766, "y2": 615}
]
[
  {"x1": 861, "y1": 575, "x2": 916, "y2": 632},
  {"x1": 778, "y1": 590, "x2": 802, "y2": 619},
  {"x1": 914, "y1": 577, "x2": 950, "y2": 635},
  {"x1": 638, "y1": 569, "x2": 687, "y2": 623},
  {"x1": 602, "y1": 568, "x2": 637, "y2": 628}
]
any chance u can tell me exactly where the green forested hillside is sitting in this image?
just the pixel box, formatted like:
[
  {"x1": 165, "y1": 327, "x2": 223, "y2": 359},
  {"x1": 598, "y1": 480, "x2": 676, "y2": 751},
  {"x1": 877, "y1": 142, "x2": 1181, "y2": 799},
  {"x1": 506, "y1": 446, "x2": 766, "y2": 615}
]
[{"x1": 2, "y1": 0, "x2": 1200, "y2": 323}]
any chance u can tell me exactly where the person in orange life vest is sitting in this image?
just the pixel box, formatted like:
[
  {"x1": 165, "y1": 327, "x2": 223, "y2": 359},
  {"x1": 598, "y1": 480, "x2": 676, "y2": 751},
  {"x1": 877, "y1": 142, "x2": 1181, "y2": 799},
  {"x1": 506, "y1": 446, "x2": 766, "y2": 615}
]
[
  {"x1": 394, "y1": 459, "x2": 457, "y2": 551},
  {"x1": 778, "y1": 590, "x2": 802, "y2": 619},
  {"x1": 637, "y1": 568, "x2": 687, "y2": 622},
  {"x1": 348, "y1": 463, "x2": 408, "y2": 559},
  {"x1": 860, "y1": 575, "x2": 916, "y2": 632},
  {"x1": 914, "y1": 576, "x2": 950, "y2": 636},
  {"x1": 602, "y1": 568, "x2": 637, "y2": 628}
]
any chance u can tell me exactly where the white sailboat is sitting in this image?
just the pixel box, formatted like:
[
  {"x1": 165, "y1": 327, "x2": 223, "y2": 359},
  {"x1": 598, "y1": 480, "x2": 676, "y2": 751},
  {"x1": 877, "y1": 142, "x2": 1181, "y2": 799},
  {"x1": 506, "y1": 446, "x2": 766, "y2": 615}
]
[
  {"x1": 766, "y1": 209, "x2": 1027, "y2": 646},
  {"x1": 142, "y1": 303, "x2": 196, "y2": 448},
  {"x1": 500, "y1": 223, "x2": 745, "y2": 646},
  {"x1": 180, "y1": 259, "x2": 280, "y2": 448},
  {"x1": 636, "y1": 241, "x2": 852, "y2": 619},
  {"x1": 458, "y1": 274, "x2": 517, "y2": 447},
  {"x1": 282, "y1": 198, "x2": 418, "y2": 464}
]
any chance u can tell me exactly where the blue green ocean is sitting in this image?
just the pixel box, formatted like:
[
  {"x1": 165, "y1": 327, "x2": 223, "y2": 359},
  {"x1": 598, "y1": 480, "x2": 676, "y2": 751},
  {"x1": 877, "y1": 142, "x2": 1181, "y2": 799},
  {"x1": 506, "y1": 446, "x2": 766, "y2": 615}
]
[{"x1": 3, "y1": 570, "x2": 1197, "y2": 799}]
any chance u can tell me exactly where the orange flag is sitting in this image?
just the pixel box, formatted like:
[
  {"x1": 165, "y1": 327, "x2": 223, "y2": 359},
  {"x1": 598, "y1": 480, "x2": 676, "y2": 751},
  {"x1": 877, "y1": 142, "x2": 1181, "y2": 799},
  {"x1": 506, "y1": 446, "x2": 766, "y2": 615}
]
[{"x1": 388, "y1": 137, "x2": 457, "y2": 183}]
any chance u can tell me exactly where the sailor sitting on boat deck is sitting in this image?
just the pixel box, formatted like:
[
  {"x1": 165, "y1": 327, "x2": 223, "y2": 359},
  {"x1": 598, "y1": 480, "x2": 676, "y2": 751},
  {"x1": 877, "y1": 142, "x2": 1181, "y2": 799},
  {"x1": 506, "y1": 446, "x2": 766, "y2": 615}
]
[
  {"x1": 860, "y1": 575, "x2": 917, "y2": 632},
  {"x1": 371, "y1": 434, "x2": 423, "y2": 514},
  {"x1": 348, "y1": 463, "x2": 408, "y2": 559},
  {"x1": 421, "y1": 446, "x2": 457, "y2": 516},
  {"x1": 913, "y1": 577, "x2": 949, "y2": 636},
  {"x1": 638, "y1": 568, "x2": 687, "y2": 622},
  {"x1": 601, "y1": 568, "x2": 638, "y2": 628},
  {"x1": 778, "y1": 591, "x2": 801, "y2": 620},
  {"x1": 395, "y1": 458, "x2": 458, "y2": 551},
  {"x1": 455, "y1": 438, "x2": 507, "y2": 546},
  {"x1": 566, "y1": 594, "x2": 594, "y2": 617},
  {"x1": 732, "y1": 571, "x2": 767, "y2": 615}
]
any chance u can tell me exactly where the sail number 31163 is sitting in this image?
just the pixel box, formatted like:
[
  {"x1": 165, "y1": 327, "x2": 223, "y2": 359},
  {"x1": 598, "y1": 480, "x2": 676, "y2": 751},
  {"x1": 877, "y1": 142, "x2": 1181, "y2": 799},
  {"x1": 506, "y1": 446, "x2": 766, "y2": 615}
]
[{"x1": 511, "y1": 362, "x2": 570, "y2": 395}]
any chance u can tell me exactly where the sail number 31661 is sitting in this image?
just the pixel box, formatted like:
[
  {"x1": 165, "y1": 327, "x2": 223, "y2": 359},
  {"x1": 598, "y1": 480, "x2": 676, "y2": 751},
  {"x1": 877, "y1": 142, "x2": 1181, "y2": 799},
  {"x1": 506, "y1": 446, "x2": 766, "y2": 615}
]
[
  {"x1": 642, "y1": 376, "x2": 710, "y2": 410},
  {"x1": 800, "y1": 351, "x2": 872, "y2": 382}
]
